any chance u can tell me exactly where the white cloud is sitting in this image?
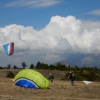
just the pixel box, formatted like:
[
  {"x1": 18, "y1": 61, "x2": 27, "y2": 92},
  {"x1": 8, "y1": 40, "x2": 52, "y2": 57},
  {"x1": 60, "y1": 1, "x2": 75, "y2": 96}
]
[
  {"x1": 3, "y1": 0, "x2": 62, "y2": 8},
  {"x1": 45, "y1": 54, "x2": 60, "y2": 60},
  {"x1": 0, "y1": 15, "x2": 100, "y2": 67},
  {"x1": 82, "y1": 20, "x2": 100, "y2": 29},
  {"x1": 87, "y1": 9, "x2": 100, "y2": 16}
]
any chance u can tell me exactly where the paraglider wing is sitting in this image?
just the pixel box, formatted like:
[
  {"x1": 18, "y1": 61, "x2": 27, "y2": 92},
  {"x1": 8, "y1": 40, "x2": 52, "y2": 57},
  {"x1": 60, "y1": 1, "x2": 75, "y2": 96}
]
[
  {"x1": 14, "y1": 69, "x2": 49, "y2": 89},
  {"x1": 3, "y1": 42, "x2": 14, "y2": 56},
  {"x1": 82, "y1": 81, "x2": 93, "y2": 85}
]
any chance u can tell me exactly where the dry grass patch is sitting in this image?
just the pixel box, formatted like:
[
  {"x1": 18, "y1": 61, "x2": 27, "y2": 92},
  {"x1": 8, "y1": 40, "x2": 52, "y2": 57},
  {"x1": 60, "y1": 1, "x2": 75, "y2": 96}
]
[
  {"x1": 0, "y1": 78, "x2": 100, "y2": 100},
  {"x1": 0, "y1": 69, "x2": 100, "y2": 100}
]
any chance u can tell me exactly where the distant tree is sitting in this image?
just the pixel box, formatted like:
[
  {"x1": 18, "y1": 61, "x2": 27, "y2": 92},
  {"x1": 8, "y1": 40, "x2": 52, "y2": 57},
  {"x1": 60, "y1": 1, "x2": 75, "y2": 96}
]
[
  {"x1": 49, "y1": 64, "x2": 55, "y2": 70},
  {"x1": 30, "y1": 64, "x2": 34, "y2": 69},
  {"x1": 13, "y1": 65, "x2": 18, "y2": 69},
  {"x1": 36, "y1": 61, "x2": 42, "y2": 69},
  {"x1": 41, "y1": 63, "x2": 49, "y2": 69},
  {"x1": 7, "y1": 64, "x2": 12, "y2": 69},
  {"x1": 93, "y1": 66, "x2": 98, "y2": 71},
  {"x1": 55, "y1": 62, "x2": 67, "y2": 70},
  {"x1": 75, "y1": 65, "x2": 80, "y2": 69},
  {"x1": 4, "y1": 67, "x2": 7, "y2": 69},
  {"x1": 21, "y1": 62, "x2": 27, "y2": 69},
  {"x1": 55, "y1": 62, "x2": 61, "y2": 69},
  {"x1": 0, "y1": 66, "x2": 3, "y2": 69}
]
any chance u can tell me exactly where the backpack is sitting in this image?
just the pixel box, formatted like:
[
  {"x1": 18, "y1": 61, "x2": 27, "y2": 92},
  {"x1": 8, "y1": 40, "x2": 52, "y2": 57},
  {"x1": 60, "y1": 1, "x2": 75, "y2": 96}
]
[
  {"x1": 52, "y1": 75, "x2": 54, "y2": 79},
  {"x1": 69, "y1": 73, "x2": 72, "y2": 79}
]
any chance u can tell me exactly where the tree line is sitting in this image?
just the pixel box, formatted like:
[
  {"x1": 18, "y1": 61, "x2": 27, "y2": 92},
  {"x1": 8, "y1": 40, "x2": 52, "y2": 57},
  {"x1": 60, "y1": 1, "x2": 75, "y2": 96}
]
[
  {"x1": 0, "y1": 61, "x2": 100, "y2": 71},
  {"x1": 1, "y1": 61, "x2": 100, "y2": 81}
]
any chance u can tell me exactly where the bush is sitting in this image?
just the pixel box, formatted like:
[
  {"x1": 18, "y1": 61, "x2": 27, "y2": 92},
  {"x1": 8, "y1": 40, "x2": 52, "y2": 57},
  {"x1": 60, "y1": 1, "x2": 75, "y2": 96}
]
[
  {"x1": 62, "y1": 69, "x2": 100, "y2": 81},
  {"x1": 6, "y1": 71, "x2": 15, "y2": 78}
]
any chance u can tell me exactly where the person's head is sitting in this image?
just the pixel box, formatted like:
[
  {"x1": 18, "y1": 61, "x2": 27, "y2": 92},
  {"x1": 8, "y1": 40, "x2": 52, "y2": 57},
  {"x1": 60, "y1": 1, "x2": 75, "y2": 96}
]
[{"x1": 49, "y1": 73, "x2": 52, "y2": 75}]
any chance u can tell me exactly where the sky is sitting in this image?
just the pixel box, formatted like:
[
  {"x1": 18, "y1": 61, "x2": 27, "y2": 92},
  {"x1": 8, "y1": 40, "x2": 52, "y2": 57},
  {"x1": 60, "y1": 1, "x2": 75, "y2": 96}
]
[{"x1": 0, "y1": 0, "x2": 100, "y2": 68}]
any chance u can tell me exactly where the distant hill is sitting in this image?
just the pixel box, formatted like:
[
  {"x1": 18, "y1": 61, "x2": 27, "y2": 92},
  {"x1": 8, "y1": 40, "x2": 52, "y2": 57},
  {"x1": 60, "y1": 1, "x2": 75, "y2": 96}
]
[{"x1": 60, "y1": 53, "x2": 100, "y2": 68}]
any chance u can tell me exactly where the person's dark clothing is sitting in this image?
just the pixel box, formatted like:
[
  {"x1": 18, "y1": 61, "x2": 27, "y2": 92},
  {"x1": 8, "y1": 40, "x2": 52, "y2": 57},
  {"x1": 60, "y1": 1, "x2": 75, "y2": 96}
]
[
  {"x1": 68, "y1": 73, "x2": 75, "y2": 85},
  {"x1": 49, "y1": 74, "x2": 54, "y2": 82}
]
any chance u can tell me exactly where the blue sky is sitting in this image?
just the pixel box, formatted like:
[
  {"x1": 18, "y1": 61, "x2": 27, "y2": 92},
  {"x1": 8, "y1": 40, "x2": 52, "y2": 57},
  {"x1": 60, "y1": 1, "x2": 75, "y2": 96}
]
[
  {"x1": 0, "y1": 0, "x2": 100, "y2": 29},
  {"x1": 0, "y1": 0, "x2": 100, "y2": 67}
]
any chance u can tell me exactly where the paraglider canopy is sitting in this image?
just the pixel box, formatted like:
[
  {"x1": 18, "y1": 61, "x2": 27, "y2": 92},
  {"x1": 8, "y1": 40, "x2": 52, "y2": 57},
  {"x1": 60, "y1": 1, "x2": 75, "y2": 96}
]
[
  {"x1": 14, "y1": 69, "x2": 49, "y2": 89},
  {"x1": 82, "y1": 81, "x2": 93, "y2": 85},
  {"x1": 3, "y1": 42, "x2": 14, "y2": 56}
]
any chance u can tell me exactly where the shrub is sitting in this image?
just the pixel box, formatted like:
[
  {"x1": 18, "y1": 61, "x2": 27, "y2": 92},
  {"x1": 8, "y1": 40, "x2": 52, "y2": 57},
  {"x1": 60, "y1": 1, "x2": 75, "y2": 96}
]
[{"x1": 6, "y1": 71, "x2": 15, "y2": 78}]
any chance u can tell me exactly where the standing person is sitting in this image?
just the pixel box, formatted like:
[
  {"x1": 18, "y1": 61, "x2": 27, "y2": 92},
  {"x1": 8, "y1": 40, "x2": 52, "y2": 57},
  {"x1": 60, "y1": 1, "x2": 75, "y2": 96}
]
[
  {"x1": 68, "y1": 72, "x2": 75, "y2": 85},
  {"x1": 49, "y1": 73, "x2": 54, "y2": 82}
]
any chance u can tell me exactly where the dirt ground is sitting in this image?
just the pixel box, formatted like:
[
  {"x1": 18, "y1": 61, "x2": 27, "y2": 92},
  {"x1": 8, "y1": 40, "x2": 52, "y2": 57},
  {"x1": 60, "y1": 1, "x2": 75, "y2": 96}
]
[
  {"x1": 0, "y1": 69, "x2": 100, "y2": 100},
  {"x1": 0, "y1": 78, "x2": 100, "y2": 100}
]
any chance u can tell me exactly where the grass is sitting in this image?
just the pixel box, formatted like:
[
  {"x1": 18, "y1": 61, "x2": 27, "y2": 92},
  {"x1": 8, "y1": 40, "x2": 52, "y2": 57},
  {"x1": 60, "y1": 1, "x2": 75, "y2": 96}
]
[{"x1": 0, "y1": 69, "x2": 100, "y2": 100}]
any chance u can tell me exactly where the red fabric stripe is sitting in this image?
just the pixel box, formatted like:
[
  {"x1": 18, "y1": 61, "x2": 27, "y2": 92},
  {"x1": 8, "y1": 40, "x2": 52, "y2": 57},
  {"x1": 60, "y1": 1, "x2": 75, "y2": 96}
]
[{"x1": 9, "y1": 42, "x2": 14, "y2": 55}]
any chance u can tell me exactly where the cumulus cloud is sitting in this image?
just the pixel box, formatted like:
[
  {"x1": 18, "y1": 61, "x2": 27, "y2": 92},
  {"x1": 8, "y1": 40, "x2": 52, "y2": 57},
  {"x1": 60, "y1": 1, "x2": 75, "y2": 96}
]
[
  {"x1": 87, "y1": 9, "x2": 100, "y2": 16},
  {"x1": 82, "y1": 20, "x2": 100, "y2": 29},
  {"x1": 3, "y1": 0, "x2": 62, "y2": 8},
  {"x1": 0, "y1": 15, "x2": 100, "y2": 67}
]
